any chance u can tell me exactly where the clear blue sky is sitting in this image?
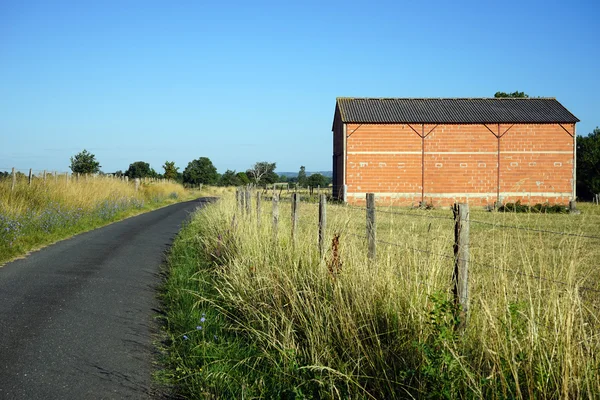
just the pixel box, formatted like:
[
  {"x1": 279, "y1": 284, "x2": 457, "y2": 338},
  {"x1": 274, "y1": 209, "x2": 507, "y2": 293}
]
[{"x1": 1, "y1": 0, "x2": 598, "y2": 175}]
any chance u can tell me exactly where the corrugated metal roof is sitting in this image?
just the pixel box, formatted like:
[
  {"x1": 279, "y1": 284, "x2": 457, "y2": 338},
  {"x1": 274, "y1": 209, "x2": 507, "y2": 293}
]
[{"x1": 336, "y1": 98, "x2": 580, "y2": 124}]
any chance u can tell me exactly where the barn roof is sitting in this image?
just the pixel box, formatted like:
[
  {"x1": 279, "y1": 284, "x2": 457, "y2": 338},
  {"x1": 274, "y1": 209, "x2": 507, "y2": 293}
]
[{"x1": 335, "y1": 97, "x2": 579, "y2": 124}]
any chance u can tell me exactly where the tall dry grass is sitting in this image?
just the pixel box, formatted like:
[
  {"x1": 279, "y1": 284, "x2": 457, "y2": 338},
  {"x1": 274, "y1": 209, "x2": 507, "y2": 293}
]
[
  {"x1": 0, "y1": 174, "x2": 191, "y2": 263},
  {"x1": 167, "y1": 193, "x2": 600, "y2": 398}
]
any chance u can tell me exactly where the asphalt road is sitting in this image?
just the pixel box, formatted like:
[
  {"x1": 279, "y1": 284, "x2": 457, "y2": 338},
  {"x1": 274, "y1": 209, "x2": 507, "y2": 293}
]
[{"x1": 0, "y1": 198, "x2": 212, "y2": 399}]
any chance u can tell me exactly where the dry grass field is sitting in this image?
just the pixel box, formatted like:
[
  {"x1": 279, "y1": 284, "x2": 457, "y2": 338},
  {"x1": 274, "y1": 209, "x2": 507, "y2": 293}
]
[{"x1": 163, "y1": 191, "x2": 600, "y2": 398}]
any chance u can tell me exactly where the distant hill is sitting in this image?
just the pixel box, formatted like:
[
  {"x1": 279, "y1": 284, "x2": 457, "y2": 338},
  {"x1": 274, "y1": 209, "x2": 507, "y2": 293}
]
[{"x1": 278, "y1": 171, "x2": 332, "y2": 178}]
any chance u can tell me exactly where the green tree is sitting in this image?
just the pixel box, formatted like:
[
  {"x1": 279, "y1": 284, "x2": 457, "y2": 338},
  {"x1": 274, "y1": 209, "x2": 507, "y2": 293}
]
[
  {"x1": 162, "y1": 161, "x2": 179, "y2": 180},
  {"x1": 247, "y1": 162, "x2": 277, "y2": 185},
  {"x1": 69, "y1": 149, "x2": 101, "y2": 174},
  {"x1": 236, "y1": 171, "x2": 250, "y2": 185},
  {"x1": 125, "y1": 161, "x2": 152, "y2": 178},
  {"x1": 297, "y1": 166, "x2": 307, "y2": 188},
  {"x1": 219, "y1": 169, "x2": 241, "y2": 186},
  {"x1": 494, "y1": 91, "x2": 529, "y2": 98},
  {"x1": 183, "y1": 157, "x2": 219, "y2": 185},
  {"x1": 307, "y1": 173, "x2": 328, "y2": 188},
  {"x1": 577, "y1": 127, "x2": 600, "y2": 200}
]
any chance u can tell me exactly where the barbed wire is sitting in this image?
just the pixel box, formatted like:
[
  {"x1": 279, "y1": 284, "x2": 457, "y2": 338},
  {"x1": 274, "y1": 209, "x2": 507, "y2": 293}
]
[
  {"x1": 469, "y1": 258, "x2": 600, "y2": 294},
  {"x1": 347, "y1": 232, "x2": 455, "y2": 260},
  {"x1": 470, "y1": 219, "x2": 600, "y2": 241},
  {"x1": 375, "y1": 208, "x2": 455, "y2": 221},
  {"x1": 346, "y1": 231, "x2": 600, "y2": 294}
]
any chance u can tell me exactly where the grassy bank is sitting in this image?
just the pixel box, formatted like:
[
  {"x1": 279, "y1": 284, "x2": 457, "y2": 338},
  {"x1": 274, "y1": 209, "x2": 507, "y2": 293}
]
[
  {"x1": 0, "y1": 176, "x2": 200, "y2": 264},
  {"x1": 161, "y1": 194, "x2": 600, "y2": 398}
]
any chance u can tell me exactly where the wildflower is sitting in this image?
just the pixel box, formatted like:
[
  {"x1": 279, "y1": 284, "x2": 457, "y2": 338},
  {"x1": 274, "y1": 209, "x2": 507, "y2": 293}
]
[
  {"x1": 183, "y1": 335, "x2": 189, "y2": 340},
  {"x1": 200, "y1": 317, "x2": 206, "y2": 323},
  {"x1": 196, "y1": 326, "x2": 202, "y2": 330}
]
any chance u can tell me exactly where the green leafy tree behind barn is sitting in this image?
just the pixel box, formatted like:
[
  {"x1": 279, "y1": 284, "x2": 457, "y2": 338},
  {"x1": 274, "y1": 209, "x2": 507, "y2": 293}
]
[{"x1": 577, "y1": 127, "x2": 600, "y2": 200}]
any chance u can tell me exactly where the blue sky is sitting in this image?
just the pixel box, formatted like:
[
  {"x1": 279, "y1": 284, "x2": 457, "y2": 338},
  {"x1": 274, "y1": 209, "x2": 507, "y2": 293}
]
[{"x1": 1, "y1": 0, "x2": 598, "y2": 175}]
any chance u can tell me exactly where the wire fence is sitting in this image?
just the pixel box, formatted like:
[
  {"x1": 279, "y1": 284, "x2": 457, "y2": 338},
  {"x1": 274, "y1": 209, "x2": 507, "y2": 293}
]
[
  {"x1": 235, "y1": 186, "x2": 600, "y2": 326},
  {"x1": 1, "y1": 166, "x2": 176, "y2": 193}
]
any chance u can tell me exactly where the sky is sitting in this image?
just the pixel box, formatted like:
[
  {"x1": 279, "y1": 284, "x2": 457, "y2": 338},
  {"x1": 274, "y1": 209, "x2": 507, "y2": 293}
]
[{"x1": 1, "y1": 0, "x2": 598, "y2": 175}]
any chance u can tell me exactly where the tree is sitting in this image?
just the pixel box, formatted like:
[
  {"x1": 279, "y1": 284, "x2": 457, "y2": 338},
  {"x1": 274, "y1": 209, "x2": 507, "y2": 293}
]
[
  {"x1": 69, "y1": 149, "x2": 101, "y2": 174},
  {"x1": 577, "y1": 127, "x2": 600, "y2": 200},
  {"x1": 236, "y1": 171, "x2": 250, "y2": 185},
  {"x1": 246, "y1": 162, "x2": 277, "y2": 185},
  {"x1": 219, "y1": 169, "x2": 241, "y2": 186},
  {"x1": 125, "y1": 161, "x2": 152, "y2": 178},
  {"x1": 183, "y1": 157, "x2": 219, "y2": 185},
  {"x1": 162, "y1": 161, "x2": 179, "y2": 180},
  {"x1": 494, "y1": 91, "x2": 529, "y2": 98},
  {"x1": 307, "y1": 173, "x2": 329, "y2": 188},
  {"x1": 297, "y1": 166, "x2": 307, "y2": 188}
]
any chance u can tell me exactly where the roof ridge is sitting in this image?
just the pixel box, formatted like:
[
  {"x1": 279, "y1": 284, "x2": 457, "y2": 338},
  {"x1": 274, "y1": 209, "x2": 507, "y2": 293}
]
[{"x1": 337, "y1": 97, "x2": 557, "y2": 100}]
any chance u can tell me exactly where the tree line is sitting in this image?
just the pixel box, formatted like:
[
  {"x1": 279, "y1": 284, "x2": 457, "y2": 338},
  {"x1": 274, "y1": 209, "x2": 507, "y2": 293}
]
[{"x1": 60, "y1": 150, "x2": 332, "y2": 188}]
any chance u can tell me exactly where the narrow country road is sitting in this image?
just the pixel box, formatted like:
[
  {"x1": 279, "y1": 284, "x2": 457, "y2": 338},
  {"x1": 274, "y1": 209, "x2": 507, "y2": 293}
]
[{"x1": 0, "y1": 198, "x2": 212, "y2": 399}]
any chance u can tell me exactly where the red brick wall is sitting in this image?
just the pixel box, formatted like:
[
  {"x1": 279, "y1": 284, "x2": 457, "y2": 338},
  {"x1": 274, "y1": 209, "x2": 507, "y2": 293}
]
[{"x1": 340, "y1": 122, "x2": 574, "y2": 206}]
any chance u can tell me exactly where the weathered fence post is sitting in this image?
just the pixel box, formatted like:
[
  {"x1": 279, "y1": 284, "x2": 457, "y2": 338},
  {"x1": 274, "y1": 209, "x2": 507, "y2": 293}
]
[
  {"x1": 43, "y1": 170, "x2": 47, "y2": 182},
  {"x1": 28, "y1": 168, "x2": 32, "y2": 185},
  {"x1": 319, "y1": 194, "x2": 327, "y2": 258},
  {"x1": 245, "y1": 188, "x2": 251, "y2": 215},
  {"x1": 453, "y1": 203, "x2": 470, "y2": 331},
  {"x1": 272, "y1": 194, "x2": 279, "y2": 239},
  {"x1": 366, "y1": 193, "x2": 376, "y2": 261},
  {"x1": 54, "y1": 171, "x2": 57, "y2": 183},
  {"x1": 135, "y1": 178, "x2": 140, "y2": 192},
  {"x1": 291, "y1": 193, "x2": 299, "y2": 242},
  {"x1": 569, "y1": 200, "x2": 580, "y2": 214},
  {"x1": 11, "y1": 167, "x2": 16, "y2": 191},
  {"x1": 256, "y1": 192, "x2": 261, "y2": 228}
]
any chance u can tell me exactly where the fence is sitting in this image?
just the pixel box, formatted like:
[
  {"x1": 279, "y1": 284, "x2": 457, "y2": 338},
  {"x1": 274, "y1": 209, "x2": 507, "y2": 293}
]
[
  {"x1": 234, "y1": 186, "x2": 600, "y2": 330},
  {"x1": 1, "y1": 167, "x2": 176, "y2": 193}
]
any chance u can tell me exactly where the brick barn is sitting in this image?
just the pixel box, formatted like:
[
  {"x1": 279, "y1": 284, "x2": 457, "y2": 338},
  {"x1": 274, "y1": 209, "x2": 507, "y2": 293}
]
[{"x1": 331, "y1": 97, "x2": 580, "y2": 206}]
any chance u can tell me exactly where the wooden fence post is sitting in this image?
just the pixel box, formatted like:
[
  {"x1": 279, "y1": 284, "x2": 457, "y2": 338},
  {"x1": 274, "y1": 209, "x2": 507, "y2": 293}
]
[
  {"x1": 245, "y1": 188, "x2": 251, "y2": 215},
  {"x1": 319, "y1": 194, "x2": 327, "y2": 258},
  {"x1": 272, "y1": 194, "x2": 279, "y2": 239},
  {"x1": 291, "y1": 193, "x2": 299, "y2": 242},
  {"x1": 366, "y1": 193, "x2": 376, "y2": 261},
  {"x1": 54, "y1": 171, "x2": 57, "y2": 182},
  {"x1": 239, "y1": 188, "x2": 245, "y2": 212},
  {"x1": 28, "y1": 168, "x2": 32, "y2": 185},
  {"x1": 43, "y1": 170, "x2": 47, "y2": 182},
  {"x1": 256, "y1": 192, "x2": 261, "y2": 228},
  {"x1": 453, "y1": 203, "x2": 470, "y2": 331},
  {"x1": 11, "y1": 167, "x2": 16, "y2": 191},
  {"x1": 135, "y1": 178, "x2": 140, "y2": 192}
]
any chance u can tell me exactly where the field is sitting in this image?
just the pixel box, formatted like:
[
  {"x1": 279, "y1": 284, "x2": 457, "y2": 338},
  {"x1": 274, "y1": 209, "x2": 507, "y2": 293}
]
[
  {"x1": 161, "y1": 190, "x2": 600, "y2": 399},
  {"x1": 0, "y1": 174, "x2": 198, "y2": 264}
]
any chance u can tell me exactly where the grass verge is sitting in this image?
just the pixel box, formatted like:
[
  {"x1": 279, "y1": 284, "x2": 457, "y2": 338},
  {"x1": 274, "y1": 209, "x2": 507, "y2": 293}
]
[
  {"x1": 159, "y1": 194, "x2": 600, "y2": 398},
  {"x1": 0, "y1": 176, "x2": 207, "y2": 265}
]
